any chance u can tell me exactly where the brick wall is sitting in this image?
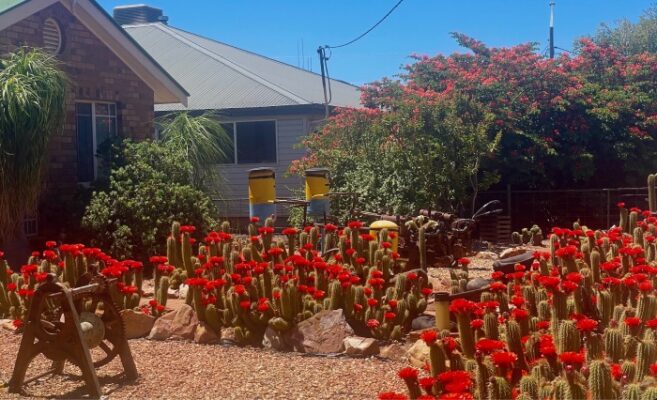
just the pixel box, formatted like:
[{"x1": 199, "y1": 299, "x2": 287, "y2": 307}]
[{"x1": 0, "y1": 2, "x2": 155, "y2": 192}]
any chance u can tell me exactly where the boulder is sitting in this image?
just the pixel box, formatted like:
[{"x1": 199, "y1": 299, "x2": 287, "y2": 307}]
[
  {"x1": 220, "y1": 327, "x2": 238, "y2": 345},
  {"x1": 178, "y1": 284, "x2": 189, "y2": 299},
  {"x1": 194, "y1": 323, "x2": 221, "y2": 345},
  {"x1": 380, "y1": 342, "x2": 409, "y2": 361},
  {"x1": 499, "y1": 247, "x2": 527, "y2": 260},
  {"x1": 285, "y1": 309, "x2": 354, "y2": 353},
  {"x1": 148, "y1": 304, "x2": 198, "y2": 341},
  {"x1": 120, "y1": 309, "x2": 156, "y2": 339},
  {"x1": 407, "y1": 339, "x2": 431, "y2": 368},
  {"x1": 262, "y1": 326, "x2": 290, "y2": 351},
  {"x1": 0, "y1": 319, "x2": 18, "y2": 332},
  {"x1": 343, "y1": 336, "x2": 379, "y2": 357},
  {"x1": 466, "y1": 277, "x2": 491, "y2": 291},
  {"x1": 476, "y1": 251, "x2": 498, "y2": 260},
  {"x1": 411, "y1": 315, "x2": 435, "y2": 331}
]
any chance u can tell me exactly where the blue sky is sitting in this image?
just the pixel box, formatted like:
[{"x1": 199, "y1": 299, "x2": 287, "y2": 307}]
[{"x1": 99, "y1": 0, "x2": 651, "y2": 86}]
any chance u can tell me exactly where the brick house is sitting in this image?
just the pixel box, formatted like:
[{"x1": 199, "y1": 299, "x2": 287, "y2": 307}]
[{"x1": 0, "y1": 0, "x2": 187, "y2": 259}]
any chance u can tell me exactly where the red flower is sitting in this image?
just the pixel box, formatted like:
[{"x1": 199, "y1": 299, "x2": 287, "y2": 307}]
[
  {"x1": 536, "y1": 320, "x2": 550, "y2": 330},
  {"x1": 378, "y1": 393, "x2": 408, "y2": 400},
  {"x1": 250, "y1": 216, "x2": 260, "y2": 224},
  {"x1": 420, "y1": 329, "x2": 439, "y2": 345},
  {"x1": 282, "y1": 227, "x2": 298, "y2": 236},
  {"x1": 397, "y1": 367, "x2": 419, "y2": 380},
  {"x1": 239, "y1": 300, "x2": 251, "y2": 310},
  {"x1": 491, "y1": 351, "x2": 517, "y2": 367},
  {"x1": 324, "y1": 223, "x2": 337, "y2": 232},
  {"x1": 559, "y1": 351, "x2": 585, "y2": 365},
  {"x1": 650, "y1": 362, "x2": 657, "y2": 377},
  {"x1": 646, "y1": 319, "x2": 657, "y2": 329},
  {"x1": 457, "y1": 257, "x2": 470, "y2": 266},
  {"x1": 576, "y1": 318, "x2": 598, "y2": 332},
  {"x1": 6, "y1": 283, "x2": 17, "y2": 292},
  {"x1": 12, "y1": 319, "x2": 23, "y2": 328},
  {"x1": 489, "y1": 282, "x2": 506, "y2": 292},
  {"x1": 418, "y1": 376, "x2": 436, "y2": 391},
  {"x1": 470, "y1": 319, "x2": 484, "y2": 329},
  {"x1": 45, "y1": 240, "x2": 57, "y2": 248},
  {"x1": 511, "y1": 308, "x2": 529, "y2": 320},
  {"x1": 624, "y1": 317, "x2": 642, "y2": 328},
  {"x1": 437, "y1": 371, "x2": 472, "y2": 393},
  {"x1": 449, "y1": 298, "x2": 477, "y2": 314},
  {"x1": 384, "y1": 312, "x2": 396, "y2": 320},
  {"x1": 347, "y1": 221, "x2": 363, "y2": 230},
  {"x1": 421, "y1": 287, "x2": 433, "y2": 297},
  {"x1": 367, "y1": 319, "x2": 380, "y2": 329},
  {"x1": 475, "y1": 338, "x2": 505, "y2": 354}
]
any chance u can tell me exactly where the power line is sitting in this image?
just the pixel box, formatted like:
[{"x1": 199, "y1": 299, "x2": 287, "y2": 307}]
[
  {"x1": 317, "y1": 0, "x2": 407, "y2": 118},
  {"x1": 324, "y1": 0, "x2": 406, "y2": 50}
]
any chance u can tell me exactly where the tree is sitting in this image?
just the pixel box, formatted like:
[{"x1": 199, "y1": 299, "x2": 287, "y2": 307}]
[
  {"x1": 157, "y1": 112, "x2": 232, "y2": 194},
  {"x1": 590, "y1": 5, "x2": 657, "y2": 55},
  {"x1": 0, "y1": 48, "x2": 67, "y2": 240}
]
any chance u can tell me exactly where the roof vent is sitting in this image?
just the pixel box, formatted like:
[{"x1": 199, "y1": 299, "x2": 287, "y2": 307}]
[{"x1": 113, "y1": 4, "x2": 168, "y2": 26}]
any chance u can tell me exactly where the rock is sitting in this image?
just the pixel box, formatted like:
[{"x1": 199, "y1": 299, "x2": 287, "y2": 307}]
[
  {"x1": 476, "y1": 251, "x2": 498, "y2": 260},
  {"x1": 262, "y1": 326, "x2": 290, "y2": 351},
  {"x1": 120, "y1": 309, "x2": 156, "y2": 339},
  {"x1": 167, "y1": 288, "x2": 179, "y2": 299},
  {"x1": 285, "y1": 309, "x2": 354, "y2": 353},
  {"x1": 407, "y1": 339, "x2": 431, "y2": 368},
  {"x1": 408, "y1": 327, "x2": 435, "y2": 342},
  {"x1": 343, "y1": 336, "x2": 379, "y2": 357},
  {"x1": 411, "y1": 315, "x2": 435, "y2": 331},
  {"x1": 380, "y1": 343, "x2": 409, "y2": 361},
  {"x1": 148, "y1": 304, "x2": 198, "y2": 341},
  {"x1": 194, "y1": 323, "x2": 220, "y2": 345},
  {"x1": 466, "y1": 277, "x2": 491, "y2": 291},
  {"x1": 499, "y1": 247, "x2": 527, "y2": 260},
  {"x1": 220, "y1": 327, "x2": 238, "y2": 344},
  {"x1": 178, "y1": 284, "x2": 189, "y2": 299},
  {"x1": 0, "y1": 319, "x2": 17, "y2": 332}
]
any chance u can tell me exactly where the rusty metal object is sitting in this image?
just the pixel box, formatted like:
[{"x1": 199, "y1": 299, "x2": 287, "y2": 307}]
[{"x1": 9, "y1": 272, "x2": 137, "y2": 398}]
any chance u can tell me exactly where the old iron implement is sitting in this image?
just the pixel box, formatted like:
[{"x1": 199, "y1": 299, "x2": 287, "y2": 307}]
[{"x1": 9, "y1": 272, "x2": 137, "y2": 398}]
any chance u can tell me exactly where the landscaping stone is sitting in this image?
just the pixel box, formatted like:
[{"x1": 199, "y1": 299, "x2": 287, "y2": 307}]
[
  {"x1": 407, "y1": 339, "x2": 430, "y2": 368},
  {"x1": 262, "y1": 326, "x2": 290, "y2": 351},
  {"x1": 411, "y1": 315, "x2": 435, "y2": 331},
  {"x1": 285, "y1": 309, "x2": 353, "y2": 353},
  {"x1": 380, "y1": 342, "x2": 409, "y2": 361},
  {"x1": 343, "y1": 336, "x2": 379, "y2": 357},
  {"x1": 476, "y1": 251, "x2": 498, "y2": 260},
  {"x1": 194, "y1": 323, "x2": 220, "y2": 345},
  {"x1": 0, "y1": 319, "x2": 17, "y2": 332},
  {"x1": 499, "y1": 246, "x2": 527, "y2": 259},
  {"x1": 120, "y1": 309, "x2": 155, "y2": 339},
  {"x1": 177, "y1": 283, "x2": 189, "y2": 299},
  {"x1": 466, "y1": 277, "x2": 491, "y2": 291},
  {"x1": 220, "y1": 327, "x2": 238, "y2": 344},
  {"x1": 148, "y1": 304, "x2": 198, "y2": 341}
]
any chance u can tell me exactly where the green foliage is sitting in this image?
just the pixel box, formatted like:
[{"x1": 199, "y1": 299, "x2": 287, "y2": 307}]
[
  {"x1": 590, "y1": 6, "x2": 657, "y2": 55},
  {"x1": 82, "y1": 140, "x2": 216, "y2": 260},
  {"x1": 0, "y1": 48, "x2": 67, "y2": 239}
]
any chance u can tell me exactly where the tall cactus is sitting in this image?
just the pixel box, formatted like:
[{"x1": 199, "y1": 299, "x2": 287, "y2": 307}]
[{"x1": 588, "y1": 360, "x2": 616, "y2": 400}]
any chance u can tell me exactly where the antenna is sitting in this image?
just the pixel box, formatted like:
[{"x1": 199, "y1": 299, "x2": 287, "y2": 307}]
[{"x1": 549, "y1": 1, "x2": 555, "y2": 59}]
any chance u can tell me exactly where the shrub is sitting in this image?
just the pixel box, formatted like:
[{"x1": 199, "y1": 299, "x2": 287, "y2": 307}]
[{"x1": 82, "y1": 140, "x2": 216, "y2": 260}]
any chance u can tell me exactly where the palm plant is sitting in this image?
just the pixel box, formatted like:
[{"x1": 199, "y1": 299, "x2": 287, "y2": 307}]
[
  {"x1": 0, "y1": 48, "x2": 67, "y2": 240},
  {"x1": 157, "y1": 112, "x2": 232, "y2": 194}
]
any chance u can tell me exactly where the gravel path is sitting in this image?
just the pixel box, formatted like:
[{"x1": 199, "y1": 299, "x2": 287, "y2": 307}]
[{"x1": 0, "y1": 330, "x2": 407, "y2": 399}]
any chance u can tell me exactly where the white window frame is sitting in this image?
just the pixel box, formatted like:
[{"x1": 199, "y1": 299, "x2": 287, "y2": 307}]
[
  {"x1": 221, "y1": 119, "x2": 278, "y2": 165},
  {"x1": 75, "y1": 101, "x2": 118, "y2": 183}
]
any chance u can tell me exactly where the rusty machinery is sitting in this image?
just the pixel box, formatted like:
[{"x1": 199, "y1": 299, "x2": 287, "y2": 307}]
[{"x1": 9, "y1": 272, "x2": 137, "y2": 398}]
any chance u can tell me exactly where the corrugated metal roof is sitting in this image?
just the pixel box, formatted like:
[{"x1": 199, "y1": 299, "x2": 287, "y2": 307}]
[
  {"x1": 123, "y1": 23, "x2": 361, "y2": 112},
  {"x1": 0, "y1": 0, "x2": 26, "y2": 14}
]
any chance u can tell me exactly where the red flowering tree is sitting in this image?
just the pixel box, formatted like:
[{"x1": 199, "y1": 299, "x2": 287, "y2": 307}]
[{"x1": 293, "y1": 33, "x2": 657, "y2": 217}]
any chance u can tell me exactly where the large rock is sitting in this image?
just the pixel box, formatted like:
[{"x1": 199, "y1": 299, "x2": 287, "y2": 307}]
[
  {"x1": 411, "y1": 315, "x2": 435, "y2": 331},
  {"x1": 476, "y1": 251, "x2": 498, "y2": 260},
  {"x1": 220, "y1": 327, "x2": 238, "y2": 345},
  {"x1": 178, "y1": 284, "x2": 189, "y2": 300},
  {"x1": 262, "y1": 326, "x2": 290, "y2": 351},
  {"x1": 343, "y1": 336, "x2": 379, "y2": 357},
  {"x1": 0, "y1": 319, "x2": 18, "y2": 332},
  {"x1": 148, "y1": 304, "x2": 198, "y2": 341},
  {"x1": 121, "y1": 309, "x2": 156, "y2": 339},
  {"x1": 466, "y1": 277, "x2": 491, "y2": 291},
  {"x1": 407, "y1": 339, "x2": 431, "y2": 368},
  {"x1": 194, "y1": 323, "x2": 220, "y2": 345},
  {"x1": 499, "y1": 247, "x2": 527, "y2": 260},
  {"x1": 285, "y1": 309, "x2": 354, "y2": 353},
  {"x1": 380, "y1": 342, "x2": 409, "y2": 361}
]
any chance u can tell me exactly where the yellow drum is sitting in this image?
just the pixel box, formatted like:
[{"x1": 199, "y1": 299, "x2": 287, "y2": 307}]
[
  {"x1": 248, "y1": 168, "x2": 276, "y2": 222},
  {"x1": 305, "y1": 168, "x2": 330, "y2": 217},
  {"x1": 369, "y1": 220, "x2": 399, "y2": 252}
]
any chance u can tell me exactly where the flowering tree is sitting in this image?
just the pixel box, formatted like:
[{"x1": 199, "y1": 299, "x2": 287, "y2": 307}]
[{"x1": 293, "y1": 33, "x2": 657, "y2": 217}]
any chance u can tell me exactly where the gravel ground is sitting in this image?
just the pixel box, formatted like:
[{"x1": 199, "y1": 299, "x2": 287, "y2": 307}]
[{"x1": 0, "y1": 330, "x2": 407, "y2": 399}]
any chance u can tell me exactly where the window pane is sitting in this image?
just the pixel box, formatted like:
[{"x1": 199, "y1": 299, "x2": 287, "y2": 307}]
[
  {"x1": 95, "y1": 103, "x2": 110, "y2": 116},
  {"x1": 109, "y1": 104, "x2": 116, "y2": 116},
  {"x1": 76, "y1": 110, "x2": 94, "y2": 182},
  {"x1": 76, "y1": 103, "x2": 91, "y2": 115},
  {"x1": 220, "y1": 123, "x2": 235, "y2": 163},
  {"x1": 236, "y1": 121, "x2": 276, "y2": 164}
]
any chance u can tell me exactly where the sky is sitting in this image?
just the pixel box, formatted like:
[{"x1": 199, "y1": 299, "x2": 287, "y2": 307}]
[{"x1": 98, "y1": 0, "x2": 652, "y2": 86}]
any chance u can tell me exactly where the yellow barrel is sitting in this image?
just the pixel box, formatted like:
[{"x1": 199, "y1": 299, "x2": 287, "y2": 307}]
[
  {"x1": 248, "y1": 168, "x2": 276, "y2": 222},
  {"x1": 369, "y1": 220, "x2": 399, "y2": 252},
  {"x1": 434, "y1": 292, "x2": 451, "y2": 330},
  {"x1": 305, "y1": 168, "x2": 330, "y2": 217}
]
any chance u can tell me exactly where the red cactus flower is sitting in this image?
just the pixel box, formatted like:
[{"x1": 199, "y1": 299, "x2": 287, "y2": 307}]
[
  {"x1": 646, "y1": 319, "x2": 657, "y2": 329},
  {"x1": 45, "y1": 240, "x2": 57, "y2": 248},
  {"x1": 624, "y1": 317, "x2": 642, "y2": 328},
  {"x1": 576, "y1": 318, "x2": 598, "y2": 332},
  {"x1": 6, "y1": 282, "x2": 17, "y2": 292},
  {"x1": 559, "y1": 351, "x2": 585, "y2": 366},
  {"x1": 457, "y1": 258, "x2": 470, "y2": 266},
  {"x1": 420, "y1": 329, "x2": 439, "y2": 345},
  {"x1": 12, "y1": 319, "x2": 23, "y2": 328},
  {"x1": 421, "y1": 287, "x2": 433, "y2": 297},
  {"x1": 347, "y1": 221, "x2": 363, "y2": 230},
  {"x1": 239, "y1": 300, "x2": 251, "y2": 310},
  {"x1": 367, "y1": 319, "x2": 380, "y2": 329},
  {"x1": 650, "y1": 362, "x2": 657, "y2": 377},
  {"x1": 470, "y1": 319, "x2": 484, "y2": 329},
  {"x1": 536, "y1": 320, "x2": 550, "y2": 330},
  {"x1": 418, "y1": 376, "x2": 436, "y2": 392},
  {"x1": 282, "y1": 227, "x2": 298, "y2": 236},
  {"x1": 397, "y1": 367, "x2": 419, "y2": 380},
  {"x1": 378, "y1": 392, "x2": 408, "y2": 400},
  {"x1": 449, "y1": 298, "x2": 477, "y2": 314},
  {"x1": 491, "y1": 351, "x2": 517, "y2": 367},
  {"x1": 511, "y1": 308, "x2": 529, "y2": 320},
  {"x1": 250, "y1": 216, "x2": 260, "y2": 224},
  {"x1": 475, "y1": 338, "x2": 505, "y2": 354},
  {"x1": 381, "y1": 242, "x2": 392, "y2": 249}
]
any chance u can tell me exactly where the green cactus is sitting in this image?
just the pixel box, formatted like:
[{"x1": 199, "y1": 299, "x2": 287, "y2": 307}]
[
  {"x1": 428, "y1": 341, "x2": 447, "y2": 377},
  {"x1": 418, "y1": 226, "x2": 426, "y2": 270},
  {"x1": 483, "y1": 312, "x2": 499, "y2": 340},
  {"x1": 622, "y1": 361, "x2": 637, "y2": 383},
  {"x1": 512, "y1": 231, "x2": 522, "y2": 245},
  {"x1": 487, "y1": 376, "x2": 512, "y2": 400},
  {"x1": 557, "y1": 320, "x2": 581, "y2": 354},
  {"x1": 620, "y1": 206, "x2": 629, "y2": 232},
  {"x1": 605, "y1": 328, "x2": 624, "y2": 363},
  {"x1": 518, "y1": 375, "x2": 538, "y2": 399},
  {"x1": 636, "y1": 340, "x2": 657, "y2": 382},
  {"x1": 622, "y1": 384, "x2": 642, "y2": 400},
  {"x1": 589, "y1": 360, "x2": 616, "y2": 400},
  {"x1": 590, "y1": 249, "x2": 602, "y2": 283},
  {"x1": 641, "y1": 387, "x2": 657, "y2": 400}
]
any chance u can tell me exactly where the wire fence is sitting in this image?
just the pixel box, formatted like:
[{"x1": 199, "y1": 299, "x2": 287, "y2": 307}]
[
  {"x1": 476, "y1": 186, "x2": 653, "y2": 233},
  {"x1": 212, "y1": 198, "x2": 304, "y2": 232}
]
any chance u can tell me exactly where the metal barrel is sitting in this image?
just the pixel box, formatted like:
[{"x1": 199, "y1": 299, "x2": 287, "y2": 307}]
[
  {"x1": 248, "y1": 168, "x2": 276, "y2": 222},
  {"x1": 369, "y1": 220, "x2": 399, "y2": 252},
  {"x1": 305, "y1": 168, "x2": 330, "y2": 217}
]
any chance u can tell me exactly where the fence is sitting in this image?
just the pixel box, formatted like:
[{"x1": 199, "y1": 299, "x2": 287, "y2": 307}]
[
  {"x1": 476, "y1": 186, "x2": 654, "y2": 234},
  {"x1": 212, "y1": 197, "x2": 305, "y2": 231}
]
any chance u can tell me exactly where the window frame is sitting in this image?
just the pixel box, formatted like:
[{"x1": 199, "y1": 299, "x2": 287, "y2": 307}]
[
  {"x1": 75, "y1": 101, "x2": 118, "y2": 183},
  {"x1": 220, "y1": 119, "x2": 278, "y2": 165}
]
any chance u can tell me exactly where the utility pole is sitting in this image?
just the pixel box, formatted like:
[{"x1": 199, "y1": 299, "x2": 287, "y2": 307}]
[{"x1": 549, "y1": 1, "x2": 555, "y2": 59}]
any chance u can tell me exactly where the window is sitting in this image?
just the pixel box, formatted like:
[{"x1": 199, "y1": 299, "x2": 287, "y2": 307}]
[
  {"x1": 220, "y1": 121, "x2": 277, "y2": 164},
  {"x1": 76, "y1": 102, "x2": 117, "y2": 182},
  {"x1": 23, "y1": 215, "x2": 38, "y2": 237},
  {"x1": 43, "y1": 18, "x2": 63, "y2": 55}
]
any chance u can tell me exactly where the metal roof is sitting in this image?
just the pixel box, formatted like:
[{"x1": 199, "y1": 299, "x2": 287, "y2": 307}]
[
  {"x1": 0, "y1": 0, "x2": 26, "y2": 14},
  {"x1": 123, "y1": 23, "x2": 361, "y2": 112}
]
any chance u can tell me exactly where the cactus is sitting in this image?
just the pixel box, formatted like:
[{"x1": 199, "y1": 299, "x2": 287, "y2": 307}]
[
  {"x1": 205, "y1": 304, "x2": 222, "y2": 333},
  {"x1": 605, "y1": 328, "x2": 624, "y2": 363},
  {"x1": 636, "y1": 340, "x2": 656, "y2": 382},
  {"x1": 484, "y1": 312, "x2": 499, "y2": 340},
  {"x1": 623, "y1": 384, "x2": 642, "y2": 400},
  {"x1": 418, "y1": 226, "x2": 426, "y2": 270},
  {"x1": 518, "y1": 375, "x2": 538, "y2": 399},
  {"x1": 488, "y1": 376, "x2": 512, "y2": 400},
  {"x1": 428, "y1": 342, "x2": 447, "y2": 376},
  {"x1": 558, "y1": 320, "x2": 581, "y2": 353},
  {"x1": 588, "y1": 360, "x2": 616, "y2": 400}
]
